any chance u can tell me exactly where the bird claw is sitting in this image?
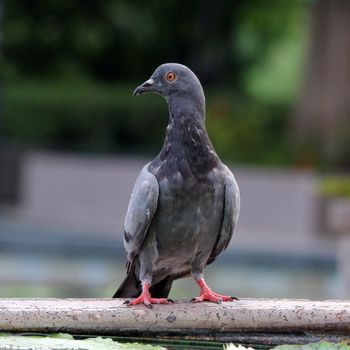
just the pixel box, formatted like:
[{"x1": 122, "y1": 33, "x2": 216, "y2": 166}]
[
  {"x1": 125, "y1": 295, "x2": 172, "y2": 308},
  {"x1": 191, "y1": 290, "x2": 237, "y2": 304},
  {"x1": 191, "y1": 296, "x2": 221, "y2": 304}
]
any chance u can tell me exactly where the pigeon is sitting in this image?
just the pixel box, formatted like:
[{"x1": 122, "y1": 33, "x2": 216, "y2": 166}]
[{"x1": 113, "y1": 63, "x2": 240, "y2": 307}]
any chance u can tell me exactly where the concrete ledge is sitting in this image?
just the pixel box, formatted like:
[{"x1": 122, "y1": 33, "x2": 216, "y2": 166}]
[{"x1": 0, "y1": 298, "x2": 349, "y2": 337}]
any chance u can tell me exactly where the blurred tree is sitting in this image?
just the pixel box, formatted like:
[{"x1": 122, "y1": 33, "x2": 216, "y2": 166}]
[
  {"x1": 1, "y1": 0, "x2": 307, "y2": 165},
  {"x1": 294, "y1": 0, "x2": 350, "y2": 168},
  {"x1": 2, "y1": 0, "x2": 301, "y2": 86},
  {"x1": 0, "y1": 0, "x2": 4, "y2": 141}
]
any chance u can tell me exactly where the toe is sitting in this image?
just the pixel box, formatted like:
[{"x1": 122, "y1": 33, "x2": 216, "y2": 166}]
[
  {"x1": 191, "y1": 296, "x2": 203, "y2": 303},
  {"x1": 149, "y1": 298, "x2": 172, "y2": 304},
  {"x1": 192, "y1": 290, "x2": 236, "y2": 303}
]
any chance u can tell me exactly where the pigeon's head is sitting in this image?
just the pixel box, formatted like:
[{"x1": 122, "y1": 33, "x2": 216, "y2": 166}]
[{"x1": 134, "y1": 63, "x2": 205, "y2": 114}]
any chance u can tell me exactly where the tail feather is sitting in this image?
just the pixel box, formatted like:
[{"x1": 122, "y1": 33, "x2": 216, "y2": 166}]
[
  {"x1": 113, "y1": 264, "x2": 140, "y2": 298},
  {"x1": 150, "y1": 275, "x2": 174, "y2": 298}
]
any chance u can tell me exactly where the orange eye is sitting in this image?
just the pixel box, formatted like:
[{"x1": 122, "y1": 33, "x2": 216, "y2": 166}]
[{"x1": 166, "y1": 72, "x2": 176, "y2": 82}]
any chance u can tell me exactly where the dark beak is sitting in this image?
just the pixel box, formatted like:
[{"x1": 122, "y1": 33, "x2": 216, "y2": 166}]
[{"x1": 133, "y1": 78, "x2": 155, "y2": 96}]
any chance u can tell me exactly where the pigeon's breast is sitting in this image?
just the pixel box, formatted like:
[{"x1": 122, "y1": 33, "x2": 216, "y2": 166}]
[{"x1": 149, "y1": 163, "x2": 225, "y2": 273}]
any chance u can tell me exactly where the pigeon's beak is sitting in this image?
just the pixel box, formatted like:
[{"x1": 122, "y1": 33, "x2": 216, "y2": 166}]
[{"x1": 133, "y1": 78, "x2": 155, "y2": 96}]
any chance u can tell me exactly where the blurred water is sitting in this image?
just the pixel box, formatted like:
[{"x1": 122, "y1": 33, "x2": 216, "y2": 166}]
[{"x1": 0, "y1": 220, "x2": 338, "y2": 300}]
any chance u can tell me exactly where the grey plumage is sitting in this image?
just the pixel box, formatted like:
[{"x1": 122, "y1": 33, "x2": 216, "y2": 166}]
[{"x1": 113, "y1": 63, "x2": 240, "y2": 303}]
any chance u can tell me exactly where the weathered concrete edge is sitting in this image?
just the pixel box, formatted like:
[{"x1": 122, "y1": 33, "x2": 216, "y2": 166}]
[{"x1": 0, "y1": 298, "x2": 349, "y2": 335}]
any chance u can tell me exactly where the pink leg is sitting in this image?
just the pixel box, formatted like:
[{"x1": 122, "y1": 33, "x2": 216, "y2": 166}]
[
  {"x1": 192, "y1": 278, "x2": 238, "y2": 304},
  {"x1": 125, "y1": 281, "x2": 173, "y2": 308}
]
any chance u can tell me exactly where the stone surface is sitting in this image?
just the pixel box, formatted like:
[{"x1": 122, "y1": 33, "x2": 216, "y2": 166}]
[{"x1": 0, "y1": 298, "x2": 349, "y2": 334}]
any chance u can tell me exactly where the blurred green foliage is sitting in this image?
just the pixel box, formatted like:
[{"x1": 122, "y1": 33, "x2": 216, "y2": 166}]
[
  {"x1": 319, "y1": 177, "x2": 350, "y2": 198},
  {"x1": 1, "y1": 1, "x2": 305, "y2": 84},
  {"x1": 0, "y1": 334, "x2": 165, "y2": 349},
  {"x1": 3, "y1": 79, "x2": 292, "y2": 164},
  {"x1": 3, "y1": 79, "x2": 167, "y2": 153},
  {"x1": 0, "y1": 0, "x2": 307, "y2": 165}
]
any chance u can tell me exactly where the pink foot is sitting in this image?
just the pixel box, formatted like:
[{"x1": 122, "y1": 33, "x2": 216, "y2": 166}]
[
  {"x1": 192, "y1": 290, "x2": 235, "y2": 303},
  {"x1": 192, "y1": 278, "x2": 238, "y2": 304},
  {"x1": 124, "y1": 282, "x2": 174, "y2": 308}
]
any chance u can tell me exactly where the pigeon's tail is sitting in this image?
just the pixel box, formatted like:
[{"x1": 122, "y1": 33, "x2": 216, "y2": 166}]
[
  {"x1": 113, "y1": 264, "x2": 140, "y2": 298},
  {"x1": 150, "y1": 275, "x2": 174, "y2": 298},
  {"x1": 113, "y1": 268, "x2": 174, "y2": 298}
]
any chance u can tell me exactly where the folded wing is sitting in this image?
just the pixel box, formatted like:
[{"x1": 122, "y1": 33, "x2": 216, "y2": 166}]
[
  {"x1": 209, "y1": 167, "x2": 240, "y2": 263},
  {"x1": 123, "y1": 164, "x2": 159, "y2": 268}
]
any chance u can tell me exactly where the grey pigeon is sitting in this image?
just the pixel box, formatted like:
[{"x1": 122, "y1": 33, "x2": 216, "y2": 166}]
[{"x1": 113, "y1": 63, "x2": 240, "y2": 307}]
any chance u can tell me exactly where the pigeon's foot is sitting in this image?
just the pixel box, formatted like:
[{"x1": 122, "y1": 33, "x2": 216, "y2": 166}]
[
  {"x1": 192, "y1": 277, "x2": 238, "y2": 304},
  {"x1": 125, "y1": 295, "x2": 172, "y2": 308},
  {"x1": 191, "y1": 290, "x2": 235, "y2": 304},
  {"x1": 125, "y1": 281, "x2": 174, "y2": 308}
]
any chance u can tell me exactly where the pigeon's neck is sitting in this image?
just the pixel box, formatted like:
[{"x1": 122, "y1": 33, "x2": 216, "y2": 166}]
[
  {"x1": 167, "y1": 93, "x2": 205, "y2": 119},
  {"x1": 158, "y1": 103, "x2": 219, "y2": 171}
]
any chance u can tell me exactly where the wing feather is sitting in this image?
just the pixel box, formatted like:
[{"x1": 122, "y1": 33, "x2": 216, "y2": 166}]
[
  {"x1": 123, "y1": 164, "x2": 159, "y2": 263},
  {"x1": 209, "y1": 167, "x2": 240, "y2": 262}
]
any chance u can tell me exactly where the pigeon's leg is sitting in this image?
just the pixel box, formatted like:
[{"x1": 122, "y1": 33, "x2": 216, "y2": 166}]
[
  {"x1": 126, "y1": 245, "x2": 172, "y2": 307},
  {"x1": 191, "y1": 273, "x2": 237, "y2": 303},
  {"x1": 126, "y1": 281, "x2": 172, "y2": 308}
]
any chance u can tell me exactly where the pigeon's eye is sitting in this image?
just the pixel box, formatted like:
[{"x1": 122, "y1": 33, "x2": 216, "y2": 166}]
[{"x1": 165, "y1": 72, "x2": 177, "y2": 82}]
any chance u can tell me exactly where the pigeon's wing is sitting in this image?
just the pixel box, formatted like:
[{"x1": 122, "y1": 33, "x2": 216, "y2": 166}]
[
  {"x1": 209, "y1": 167, "x2": 240, "y2": 263},
  {"x1": 123, "y1": 163, "x2": 159, "y2": 268}
]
